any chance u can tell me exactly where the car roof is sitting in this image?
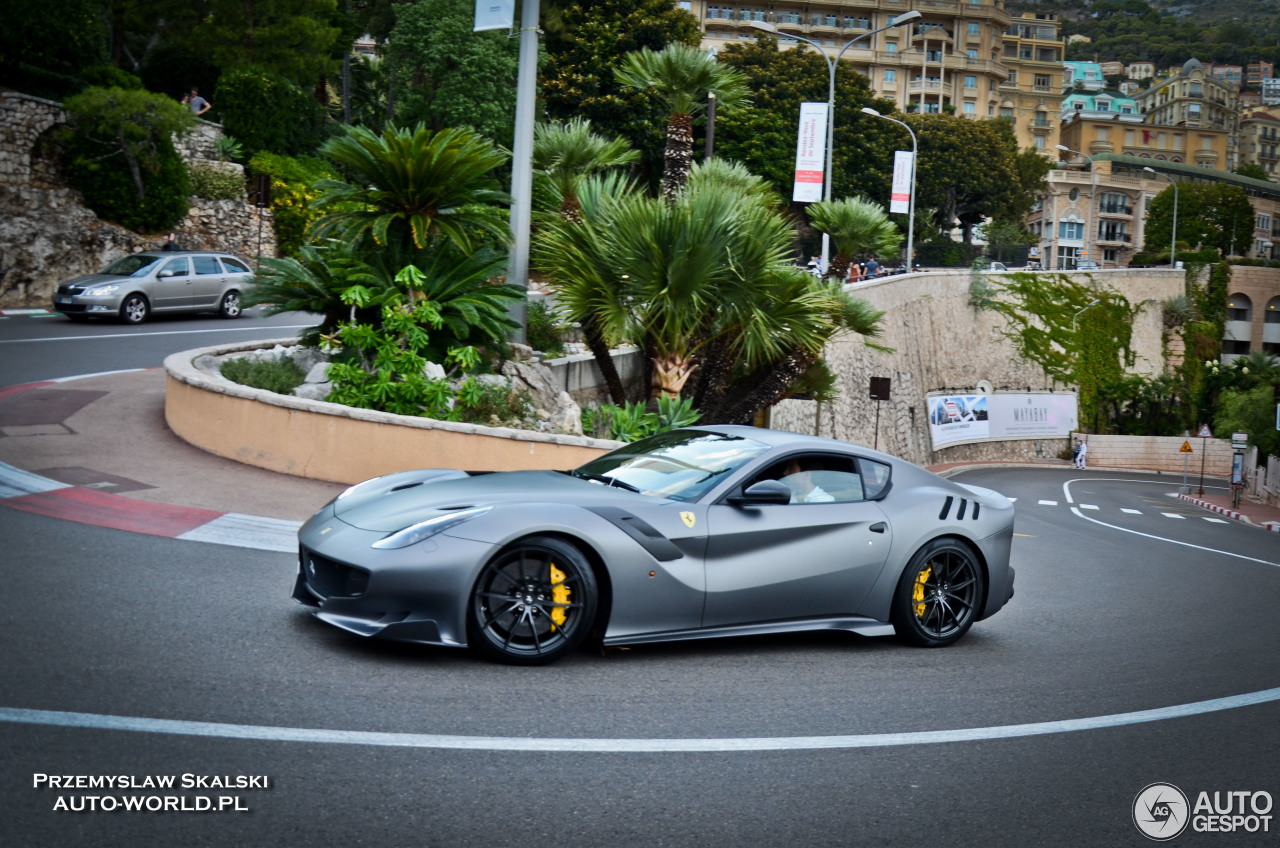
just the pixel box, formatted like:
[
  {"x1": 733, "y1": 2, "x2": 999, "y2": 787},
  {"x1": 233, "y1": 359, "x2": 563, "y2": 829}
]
[{"x1": 685, "y1": 424, "x2": 901, "y2": 461}]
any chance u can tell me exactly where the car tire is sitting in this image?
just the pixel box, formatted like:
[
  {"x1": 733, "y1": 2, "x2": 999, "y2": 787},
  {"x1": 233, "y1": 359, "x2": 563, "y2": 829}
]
[
  {"x1": 891, "y1": 537, "x2": 984, "y2": 647},
  {"x1": 467, "y1": 536, "x2": 598, "y2": 665},
  {"x1": 218, "y1": 290, "x2": 242, "y2": 319},
  {"x1": 118, "y1": 294, "x2": 150, "y2": 325}
]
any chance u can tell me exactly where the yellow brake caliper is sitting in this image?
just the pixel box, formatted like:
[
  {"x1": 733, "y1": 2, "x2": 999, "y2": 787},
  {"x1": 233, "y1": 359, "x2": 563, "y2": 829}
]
[
  {"x1": 912, "y1": 566, "x2": 932, "y2": 619},
  {"x1": 549, "y1": 563, "x2": 571, "y2": 630}
]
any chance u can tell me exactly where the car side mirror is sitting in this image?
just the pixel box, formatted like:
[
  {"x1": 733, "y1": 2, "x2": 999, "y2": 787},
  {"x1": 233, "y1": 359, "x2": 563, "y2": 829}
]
[
  {"x1": 728, "y1": 479, "x2": 792, "y2": 507},
  {"x1": 158, "y1": 270, "x2": 173, "y2": 278}
]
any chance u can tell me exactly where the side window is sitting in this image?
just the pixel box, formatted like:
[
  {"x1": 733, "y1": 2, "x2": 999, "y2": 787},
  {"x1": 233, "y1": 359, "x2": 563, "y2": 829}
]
[
  {"x1": 192, "y1": 255, "x2": 223, "y2": 275},
  {"x1": 749, "y1": 454, "x2": 869, "y2": 504},
  {"x1": 221, "y1": 256, "x2": 251, "y2": 273},
  {"x1": 857, "y1": 459, "x2": 892, "y2": 499},
  {"x1": 161, "y1": 258, "x2": 189, "y2": 276}
]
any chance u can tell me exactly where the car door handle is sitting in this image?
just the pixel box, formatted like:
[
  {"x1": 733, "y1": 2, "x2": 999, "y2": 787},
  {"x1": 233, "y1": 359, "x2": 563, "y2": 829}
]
[{"x1": 870, "y1": 522, "x2": 887, "y2": 534}]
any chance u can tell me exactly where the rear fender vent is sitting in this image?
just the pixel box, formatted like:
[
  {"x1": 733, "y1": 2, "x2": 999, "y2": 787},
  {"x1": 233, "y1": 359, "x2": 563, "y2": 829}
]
[{"x1": 939, "y1": 496, "x2": 981, "y2": 522}]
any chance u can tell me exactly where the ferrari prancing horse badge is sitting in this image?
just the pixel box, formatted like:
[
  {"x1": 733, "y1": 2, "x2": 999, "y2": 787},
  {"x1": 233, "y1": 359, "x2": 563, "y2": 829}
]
[{"x1": 681, "y1": 512, "x2": 696, "y2": 528}]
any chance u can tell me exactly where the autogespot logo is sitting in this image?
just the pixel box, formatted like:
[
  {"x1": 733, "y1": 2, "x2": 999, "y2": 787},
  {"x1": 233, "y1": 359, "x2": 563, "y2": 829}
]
[{"x1": 1134, "y1": 783, "x2": 1190, "y2": 841}]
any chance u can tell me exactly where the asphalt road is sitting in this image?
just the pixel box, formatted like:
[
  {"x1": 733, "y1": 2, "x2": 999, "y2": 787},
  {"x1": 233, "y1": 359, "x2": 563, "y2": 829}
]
[{"x1": 2, "y1": 314, "x2": 1279, "y2": 846}]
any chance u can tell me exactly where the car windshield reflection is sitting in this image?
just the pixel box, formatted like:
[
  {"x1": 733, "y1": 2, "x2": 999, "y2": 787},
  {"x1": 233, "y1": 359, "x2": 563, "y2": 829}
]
[
  {"x1": 101, "y1": 255, "x2": 163, "y2": 277},
  {"x1": 574, "y1": 429, "x2": 770, "y2": 502}
]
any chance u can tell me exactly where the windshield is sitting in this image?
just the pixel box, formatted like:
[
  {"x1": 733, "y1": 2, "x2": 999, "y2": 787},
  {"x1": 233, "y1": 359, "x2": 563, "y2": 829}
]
[
  {"x1": 574, "y1": 429, "x2": 770, "y2": 502},
  {"x1": 101, "y1": 255, "x2": 163, "y2": 277}
]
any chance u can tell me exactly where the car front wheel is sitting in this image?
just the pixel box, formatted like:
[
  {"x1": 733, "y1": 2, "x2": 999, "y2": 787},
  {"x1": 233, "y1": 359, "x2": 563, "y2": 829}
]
[
  {"x1": 892, "y1": 538, "x2": 984, "y2": 647},
  {"x1": 118, "y1": 294, "x2": 149, "y2": 325},
  {"x1": 218, "y1": 290, "x2": 241, "y2": 318},
  {"x1": 467, "y1": 536, "x2": 598, "y2": 665}
]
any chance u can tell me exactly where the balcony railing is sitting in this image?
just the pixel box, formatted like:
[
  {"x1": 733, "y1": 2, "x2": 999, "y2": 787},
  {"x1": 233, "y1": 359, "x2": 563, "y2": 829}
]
[
  {"x1": 1097, "y1": 203, "x2": 1133, "y2": 215},
  {"x1": 1097, "y1": 232, "x2": 1132, "y2": 243}
]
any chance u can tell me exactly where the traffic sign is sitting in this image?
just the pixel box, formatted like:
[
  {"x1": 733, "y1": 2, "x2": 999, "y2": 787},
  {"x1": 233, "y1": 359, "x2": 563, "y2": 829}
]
[
  {"x1": 1197, "y1": 424, "x2": 1213, "y2": 438},
  {"x1": 1180, "y1": 441, "x2": 1193, "y2": 453}
]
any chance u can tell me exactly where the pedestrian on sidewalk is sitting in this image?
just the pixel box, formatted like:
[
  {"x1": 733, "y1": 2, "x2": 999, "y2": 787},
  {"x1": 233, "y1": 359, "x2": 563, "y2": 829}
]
[{"x1": 1074, "y1": 437, "x2": 1088, "y2": 469}]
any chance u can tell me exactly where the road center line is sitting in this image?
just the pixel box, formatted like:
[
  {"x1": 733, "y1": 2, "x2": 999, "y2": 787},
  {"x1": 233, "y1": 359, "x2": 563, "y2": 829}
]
[{"x1": 5, "y1": 688, "x2": 1280, "y2": 752}]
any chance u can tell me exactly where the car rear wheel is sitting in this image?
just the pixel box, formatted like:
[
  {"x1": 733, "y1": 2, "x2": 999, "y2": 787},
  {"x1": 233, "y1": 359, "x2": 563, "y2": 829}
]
[
  {"x1": 468, "y1": 536, "x2": 598, "y2": 665},
  {"x1": 892, "y1": 538, "x2": 984, "y2": 647},
  {"x1": 118, "y1": 294, "x2": 149, "y2": 325},
  {"x1": 218, "y1": 290, "x2": 241, "y2": 318}
]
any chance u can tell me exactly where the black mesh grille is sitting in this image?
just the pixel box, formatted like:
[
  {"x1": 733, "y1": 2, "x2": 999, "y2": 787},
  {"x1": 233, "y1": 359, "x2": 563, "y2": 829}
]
[{"x1": 300, "y1": 547, "x2": 370, "y2": 598}]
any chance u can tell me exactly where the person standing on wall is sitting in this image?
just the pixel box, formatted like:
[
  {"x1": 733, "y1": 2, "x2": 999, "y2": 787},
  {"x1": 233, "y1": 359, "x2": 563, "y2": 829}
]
[{"x1": 189, "y1": 88, "x2": 211, "y2": 117}]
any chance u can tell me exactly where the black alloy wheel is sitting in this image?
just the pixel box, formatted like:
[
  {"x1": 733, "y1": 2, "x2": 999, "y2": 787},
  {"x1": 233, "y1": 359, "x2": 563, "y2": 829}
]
[
  {"x1": 468, "y1": 536, "x2": 598, "y2": 665},
  {"x1": 892, "y1": 538, "x2": 985, "y2": 647}
]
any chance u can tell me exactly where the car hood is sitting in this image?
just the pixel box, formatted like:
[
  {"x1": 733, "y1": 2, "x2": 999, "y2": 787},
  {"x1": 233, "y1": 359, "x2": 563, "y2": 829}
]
[
  {"x1": 332, "y1": 468, "x2": 658, "y2": 532},
  {"x1": 63, "y1": 273, "x2": 129, "y2": 289}
]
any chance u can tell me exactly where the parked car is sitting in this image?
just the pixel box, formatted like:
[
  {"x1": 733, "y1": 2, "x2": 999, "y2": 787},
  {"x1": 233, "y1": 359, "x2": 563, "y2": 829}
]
[
  {"x1": 985, "y1": 261, "x2": 1009, "y2": 272},
  {"x1": 293, "y1": 426, "x2": 1017, "y2": 664},
  {"x1": 1075, "y1": 259, "x2": 1101, "y2": 271},
  {"x1": 52, "y1": 250, "x2": 256, "y2": 324}
]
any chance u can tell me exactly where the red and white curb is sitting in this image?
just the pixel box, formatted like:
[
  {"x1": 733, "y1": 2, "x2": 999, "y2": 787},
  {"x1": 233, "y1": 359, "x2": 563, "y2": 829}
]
[
  {"x1": 0, "y1": 461, "x2": 301, "y2": 552},
  {"x1": 1176, "y1": 493, "x2": 1280, "y2": 533}
]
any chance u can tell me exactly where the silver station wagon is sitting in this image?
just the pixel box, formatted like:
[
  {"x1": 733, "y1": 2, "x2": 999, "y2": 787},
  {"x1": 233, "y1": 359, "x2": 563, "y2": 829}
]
[{"x1": 52, "y1": 250, "x2": 256, "y2": 324}]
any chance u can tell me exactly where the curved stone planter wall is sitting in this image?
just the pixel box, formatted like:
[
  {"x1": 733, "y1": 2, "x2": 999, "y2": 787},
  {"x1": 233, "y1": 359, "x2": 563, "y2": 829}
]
[{"x1": 165, "y1": 340, "x2": 621, "y2": 485}]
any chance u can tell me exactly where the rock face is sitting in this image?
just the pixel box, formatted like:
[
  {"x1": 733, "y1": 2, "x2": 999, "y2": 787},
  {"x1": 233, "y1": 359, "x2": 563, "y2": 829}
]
[
  {"x1": 501, "y1": 360, "x2": 584, "y2": 437},
  {"x1": 0, "y1": 91, "x2": 275, "y2": 309}
]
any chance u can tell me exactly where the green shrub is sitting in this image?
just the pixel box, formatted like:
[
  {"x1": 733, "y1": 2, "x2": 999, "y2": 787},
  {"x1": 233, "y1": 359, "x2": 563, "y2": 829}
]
[
  {"x1": 525, "y1": 299, "x2": 569, "y2": 356},
  {"x1": 189, "y1": 164, "x2": 245, "y2": 200},
  {"x1": 66, "y1": 132, "x2": 189, "y2": 233},
  {"x1": 220, "y1": 357, "x2": 307, "y2": 394},
  {"x1": 582, "y1": 395, "x2": 700, "y2": 442},
  {"x1": 453, "y1": 378, "x2": 534, "y2": 426},
  {"x1": 216, "y1": 68, "x2": 330, "y2": 157}
]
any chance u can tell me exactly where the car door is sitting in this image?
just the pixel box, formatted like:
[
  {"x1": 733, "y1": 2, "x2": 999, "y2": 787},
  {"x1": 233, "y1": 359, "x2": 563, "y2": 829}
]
[
  {"x1": 189, "y1": 254, "x2": 227, "y2": 309},
  {"x1": 701, "y1": 453, "x2": 893, "y2": 628},
  {"x1": 150, "y1": 256, "x2": 192, "y2": 310}
]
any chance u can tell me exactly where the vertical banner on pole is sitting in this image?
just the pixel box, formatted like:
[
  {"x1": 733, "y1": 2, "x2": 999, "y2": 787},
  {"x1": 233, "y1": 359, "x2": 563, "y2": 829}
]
[
  {"x1": 890, "y1": 150, "x2": 913, "y2": 214},
  {"x1": 474, "y1": 0, "x2": 515, "y2": 31},
  {"x1": 792, "y1": 102, "x2": 828, "y2": 203}
]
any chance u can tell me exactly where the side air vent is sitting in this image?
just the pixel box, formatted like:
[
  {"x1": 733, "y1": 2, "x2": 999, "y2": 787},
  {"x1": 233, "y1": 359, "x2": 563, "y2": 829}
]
[
  {"x1": 957, "y1": 498, "x2": 967, "y2": 520},
  {"x1": 941, "y1": 495, "x2": 982, "y2": 521},
  {"x1": 939, "y1": 496, "x2": 953, "y2": 520}
]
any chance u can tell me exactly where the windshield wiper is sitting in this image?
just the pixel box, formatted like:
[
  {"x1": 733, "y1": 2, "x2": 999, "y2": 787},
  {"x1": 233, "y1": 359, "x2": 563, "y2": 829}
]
[{"x1": 573, "y1": 471, "x2": 641, "y2": 493}]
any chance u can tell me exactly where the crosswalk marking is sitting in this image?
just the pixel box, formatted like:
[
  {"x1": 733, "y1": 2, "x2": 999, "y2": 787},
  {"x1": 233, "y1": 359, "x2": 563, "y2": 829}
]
[
  {"x1": 1202, "y1": 517, "x2": 1228, "y2": 524},
  {"x1": 1038, "y1": 499, "x2": 1057, "y2": 506},
  {"x1": 1121, "y1": 508, "x2": 1142, "y2": 514},
  {"x1": 1162, "y1": 513, "x2": 1186, "y2": 519},
  {"x1": 1080, "y1": 504, "x2": 1099, "y2": 510}
]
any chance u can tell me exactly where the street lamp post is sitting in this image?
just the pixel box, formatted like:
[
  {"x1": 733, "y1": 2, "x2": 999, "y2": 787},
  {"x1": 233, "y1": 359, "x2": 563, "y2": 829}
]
[
  {"x1": 750, "y1": 10, "x2": 921, "y2": 275},
  {"x1": 1057, "y1": 144, "x2": 1095, "y2": 269},
  {"x1": 1142, "y1": 166, "x2": 1178, "y2": 269},
  {"x1": 862, "y1": 107, "x2": 916, "y2": 271},
  {"x1": 1073, "y1": 298, "x2": 1100, "y2": 332}
]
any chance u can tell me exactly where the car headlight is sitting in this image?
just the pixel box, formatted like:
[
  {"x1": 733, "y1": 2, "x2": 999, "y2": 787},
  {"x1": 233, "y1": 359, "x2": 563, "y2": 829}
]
[
  {"x1": 83, "y1": 285, "x2": 120, "y2": 298},
  {"x1": 371, "y1": 506, "x2": 492, "y2": 549}
]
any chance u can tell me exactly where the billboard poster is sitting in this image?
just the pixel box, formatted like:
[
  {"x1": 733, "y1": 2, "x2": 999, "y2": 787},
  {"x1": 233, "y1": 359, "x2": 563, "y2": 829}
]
[
  {"x1": 928, "y1": 392, "x2": 1079, "y2": 449},
  {"x1": 474, "y1": 0, "x2": 514, "y2": 31},
  {"x1": 792, "y1": 102, "x2": 828, "y2": 203},
  {"x1": 890, "y1": 150, "x2": 913, "y2": 214}
]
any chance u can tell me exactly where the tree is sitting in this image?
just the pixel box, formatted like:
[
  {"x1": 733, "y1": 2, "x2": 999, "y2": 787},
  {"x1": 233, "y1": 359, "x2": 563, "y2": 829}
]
[
  {"x1": 713, "y1": 37, "x2": 899, "y2": 206},
  {"x1": 216, "y1": 68, "x2": 330, "y2": 157},
  {"x1": 535, "y1": 164, "x2": 886, "y2": 422},
  {"x1": 0, "y1": 0, "x2": 108, "y2": 97},
  {"x1": 532, "y1": 117, "x2": 639, "y2": 224},
  {"x1": 615, "y1": 43, "x2": 749, "y2": 202},
  {"x1": 1144, "y1": 183, "x2": 1256, "y2": 257},
  {"x1": 1235, "y1": 163, "x2": 1272, "y2": 182},
  {"x1": 192, "y1": 0, "x2": 342, "y2": 85},
  {"x1": 62, "y1": 86, "x2": 195, "y2": 230},
  {"x1": 1216, "y1": 383, "x2": 1280, "y2": 459},
  {"x1": 386, "y1": 0, "x2": 520, "y2": 148},
  {"x1": 541, "y1": 0, "x2": 702, "y2": 183},
  {"x1": 309, "y1": 123, "x2": 511, "y2": 255},
  {"x1": 806, "y1": 197, "x2": 902, "y2": 281}
]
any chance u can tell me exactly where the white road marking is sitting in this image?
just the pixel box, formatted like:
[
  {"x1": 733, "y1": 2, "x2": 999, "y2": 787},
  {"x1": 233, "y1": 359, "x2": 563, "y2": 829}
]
[
  {"x1": 5, "y1": 687, "x2": 1280, "y2": 751},
  {"x1": 1121, "y1": 508, "x2": 1142, "y2": 514},
  {"x1": 177, "y1": 513, "x2": 301, "y2": 553},
  {"x1": 1202, "y1": 517, "x2": 1229, "y2": 524},
  {"x1": 1038, "y1": 500, "x2": 1057, "y2": 506},
  {"x1": 1162, "y1": 513, "x2": 1186, "y2": 520},
  {"x1": 1079, "y1": 504, "x2": 1099, "y2": 510},
  {"x1": 0, "y1": 324, "x2": 313, "y2": 344}
]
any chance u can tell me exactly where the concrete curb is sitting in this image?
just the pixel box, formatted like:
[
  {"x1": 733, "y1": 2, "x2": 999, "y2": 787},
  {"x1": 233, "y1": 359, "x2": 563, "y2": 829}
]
[{"x1": 1176, "y1": 492, "x2": 1280, "y2": 532}]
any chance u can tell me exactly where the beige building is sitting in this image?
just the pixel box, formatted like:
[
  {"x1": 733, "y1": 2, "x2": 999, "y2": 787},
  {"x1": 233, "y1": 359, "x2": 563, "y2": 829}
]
[
  {"x1": 1239, "y1": 109, "x2": 1280, "y2": 178},
  {"x1": 695, "y1": 0, "x2": 1012, "y2": 118},
  {"x1": 998, "y1": 11, "x2": 1064, "y2": 152},
  {"x1": 1127, "y1": 62, "x2": 1154, "y2": 81},
  {"x1": 1225, "y1": 268, "x2": 1280, "y2": 360},
  {"x1": 1136, "y1": 58, "x2": 1240, "y2": 170}
]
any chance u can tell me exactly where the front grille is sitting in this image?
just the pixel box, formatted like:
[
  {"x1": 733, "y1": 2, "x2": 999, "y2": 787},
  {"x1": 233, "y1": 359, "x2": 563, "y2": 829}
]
[
  {"x1": 300, "y1": 547, "x2": 370, "y2": 598},
  {"x1": 53, "y1": 303, "x2": 87, "y2": 313},
  {"x1": 57, "y1": 284, "x2": 85, "y2": 295}
]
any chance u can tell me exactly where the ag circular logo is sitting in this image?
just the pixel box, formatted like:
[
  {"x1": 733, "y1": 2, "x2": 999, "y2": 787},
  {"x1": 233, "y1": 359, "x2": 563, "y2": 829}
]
[{"x1": 1134, "y1": 783, "x2": 1190, "y2": 840}]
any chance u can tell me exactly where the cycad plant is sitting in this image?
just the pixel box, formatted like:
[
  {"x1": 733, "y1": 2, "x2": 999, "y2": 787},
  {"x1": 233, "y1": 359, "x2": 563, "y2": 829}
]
[
  {"x1": 533, "y1": 117, "x2": 639, "y2": 224},
  {"x1": 309, "y1": 123, "x2": 511, "y2": 254},
  {"x1": 615, "y1": 43, "x2": 749, "y2": 202}
]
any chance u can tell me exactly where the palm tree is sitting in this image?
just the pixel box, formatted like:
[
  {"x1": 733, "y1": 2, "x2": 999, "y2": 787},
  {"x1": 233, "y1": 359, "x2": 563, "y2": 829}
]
[
  {"x1": 535, "y1": 170, "x2": 886, "y2": 421},
  {"x1": 245, "y1": 244, "x2": 395, "y2": 344},
  {"x1": 806, "y1": 196, "x2": 903, "y2": 281},
  {"x1": 533, "y1": 117, "x2": 639, "y2": 224},
  {"x1": 309, "y1": 124, "x2": 511, "y2": 254},
  {"x1": 614, "y1": 43, "x2": 749, "y2": 202}
]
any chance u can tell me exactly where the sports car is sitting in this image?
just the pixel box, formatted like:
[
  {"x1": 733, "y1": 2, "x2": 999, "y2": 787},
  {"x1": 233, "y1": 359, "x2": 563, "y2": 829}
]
[{"x1": 293, "y1": 426, "x2": 1015, "y2": 664}]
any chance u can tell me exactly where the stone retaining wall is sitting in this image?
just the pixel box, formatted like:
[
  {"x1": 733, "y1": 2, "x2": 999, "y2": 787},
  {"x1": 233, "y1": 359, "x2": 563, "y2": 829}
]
[
  {"x1": 166, "y1": 340, "x2": 622, "y2": 485},
  {"x1": 1078, "y1": 434, "x2": 1233, "y2": 477}
]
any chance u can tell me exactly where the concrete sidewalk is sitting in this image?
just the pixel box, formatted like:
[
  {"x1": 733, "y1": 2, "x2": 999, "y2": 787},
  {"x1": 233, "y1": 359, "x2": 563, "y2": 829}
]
[{"x1": 1, "y1": 368, "x2": 1277, "y2": 543}]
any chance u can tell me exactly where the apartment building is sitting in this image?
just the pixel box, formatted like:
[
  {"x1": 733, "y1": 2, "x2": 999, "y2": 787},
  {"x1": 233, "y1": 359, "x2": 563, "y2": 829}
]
[
  {"x1": 1211, "y1": 64, "x2": 1243, "y2": 86},
  {"x1": 1127, "y1": 62, "x2": 1154, "y2": 81},
  {"x1": 1063, "y1": 60, "x2": 1104, "y2": 92},
  {"x1": 1135, "y1": 58, "x2": 1240, "y2": 170},
  {"x1": 695, "y1": 0, "x2": 1013, "y2": 117},
  {"x1": 1246, "y1": 61, "x2": 1274, "y2": 86},
  {"x1": 998, "y1": 11, "x2": 1064, "y2": 152},
  {"x1": 1240, "y1": 109, "x2": 1280, "y2": 178}
]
